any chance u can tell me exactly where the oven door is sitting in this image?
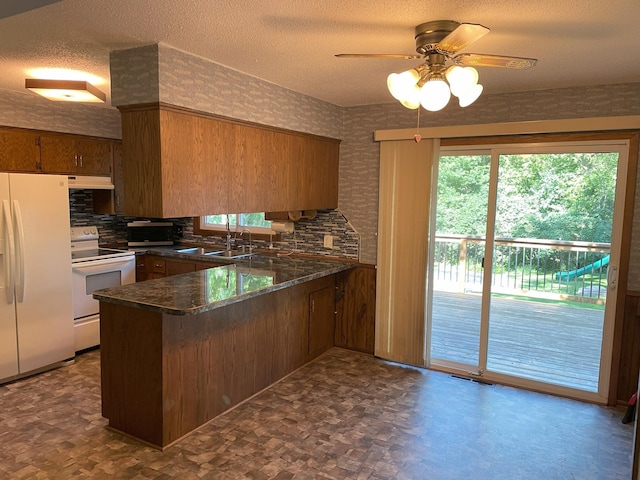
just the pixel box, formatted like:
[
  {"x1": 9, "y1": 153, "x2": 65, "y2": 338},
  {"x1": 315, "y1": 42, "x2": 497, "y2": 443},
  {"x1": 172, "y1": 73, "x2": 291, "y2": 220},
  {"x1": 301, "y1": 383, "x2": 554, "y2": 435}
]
[{"x1": 71, "y1": 256, "x2": 135, "y2": 320}]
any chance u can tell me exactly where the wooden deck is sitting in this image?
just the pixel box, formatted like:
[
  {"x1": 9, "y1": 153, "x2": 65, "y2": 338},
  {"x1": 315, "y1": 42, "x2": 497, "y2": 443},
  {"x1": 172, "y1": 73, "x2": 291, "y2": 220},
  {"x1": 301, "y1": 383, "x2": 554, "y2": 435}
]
[{"x1": 430, "y1": 291, "x2": 604, "y2": 392}]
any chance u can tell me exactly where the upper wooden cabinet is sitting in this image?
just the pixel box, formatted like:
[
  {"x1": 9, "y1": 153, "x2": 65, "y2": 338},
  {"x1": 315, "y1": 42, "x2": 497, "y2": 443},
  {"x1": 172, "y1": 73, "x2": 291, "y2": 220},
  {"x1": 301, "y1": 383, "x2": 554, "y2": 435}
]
[
  {"x1": 40, "y1": 134, "x2": 112, "y2": 176},
  {"x1": 0, "y1": 128, "x2": 41, "y2": 172},
  {"x1": 119, "y1": 103, "x2": 340, "y2": 218},
  {"x1": 0, "y1": 126, "x2": 116, "y2": 177}
]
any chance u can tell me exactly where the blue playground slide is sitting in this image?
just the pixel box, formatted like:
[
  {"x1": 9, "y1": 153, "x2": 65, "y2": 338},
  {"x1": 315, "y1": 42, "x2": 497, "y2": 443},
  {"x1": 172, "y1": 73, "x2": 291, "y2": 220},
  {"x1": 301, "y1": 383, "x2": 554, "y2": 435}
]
[{"x1": 555, "y1": 254, "x2": 610, "y2": 281}]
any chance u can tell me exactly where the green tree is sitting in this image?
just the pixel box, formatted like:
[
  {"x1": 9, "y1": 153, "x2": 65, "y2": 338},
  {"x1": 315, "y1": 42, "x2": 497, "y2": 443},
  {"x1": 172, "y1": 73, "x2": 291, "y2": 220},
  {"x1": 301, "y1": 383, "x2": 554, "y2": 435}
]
[
  {"x1": 436, "y1": 155, "x2": 490, "y2": 235},
  {"x1": 436, "y1": 152, "x2": 617, "y2": 243}
]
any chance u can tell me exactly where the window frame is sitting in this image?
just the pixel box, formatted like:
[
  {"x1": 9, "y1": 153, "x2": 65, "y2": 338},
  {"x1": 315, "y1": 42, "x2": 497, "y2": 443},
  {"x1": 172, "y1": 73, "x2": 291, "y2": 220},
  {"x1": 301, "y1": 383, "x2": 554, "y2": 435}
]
[{"x1": 193, "y1": 214, "x2": 281, "y2": 241}]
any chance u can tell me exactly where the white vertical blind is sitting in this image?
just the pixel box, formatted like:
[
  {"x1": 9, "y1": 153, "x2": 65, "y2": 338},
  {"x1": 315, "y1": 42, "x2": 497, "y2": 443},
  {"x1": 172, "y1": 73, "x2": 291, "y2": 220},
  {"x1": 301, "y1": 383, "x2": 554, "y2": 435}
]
[{"x1": 375, "y1": 138, "x2": 439, "y2": 367}]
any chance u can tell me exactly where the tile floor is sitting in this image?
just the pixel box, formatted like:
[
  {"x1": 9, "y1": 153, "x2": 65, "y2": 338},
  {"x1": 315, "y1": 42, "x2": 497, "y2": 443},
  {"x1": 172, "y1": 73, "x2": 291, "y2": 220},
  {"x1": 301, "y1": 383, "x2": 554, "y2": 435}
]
[{"x1": 0, "y1": 347, "x2": 633, "y2": 479}]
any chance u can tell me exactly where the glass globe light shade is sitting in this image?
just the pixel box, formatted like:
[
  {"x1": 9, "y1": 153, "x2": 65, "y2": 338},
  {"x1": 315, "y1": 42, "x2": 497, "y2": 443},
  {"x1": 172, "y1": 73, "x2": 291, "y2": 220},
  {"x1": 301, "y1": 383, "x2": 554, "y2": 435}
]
[
  {"x1": 399, "y1": 84, "x2": 421, "y2": 109},
  {"x1": 458, "y1": 83, "x2": 483, "y2": 107},
  {"x1": 419, "y1": 77, "x2": 451, "y2": 111},
  {"x1": 387, "y1": 69, "x2": 420, "y2": 102},
  {"x1": 446, "y1": 66, "x2": 479, "y2": 97}
]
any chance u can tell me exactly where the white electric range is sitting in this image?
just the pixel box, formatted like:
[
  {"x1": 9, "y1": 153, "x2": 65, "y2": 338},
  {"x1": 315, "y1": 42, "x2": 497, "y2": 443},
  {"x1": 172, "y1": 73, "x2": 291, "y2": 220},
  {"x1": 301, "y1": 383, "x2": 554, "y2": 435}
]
[{"x1": 70, "y1": 226, "x2": 136, "y2": 351}]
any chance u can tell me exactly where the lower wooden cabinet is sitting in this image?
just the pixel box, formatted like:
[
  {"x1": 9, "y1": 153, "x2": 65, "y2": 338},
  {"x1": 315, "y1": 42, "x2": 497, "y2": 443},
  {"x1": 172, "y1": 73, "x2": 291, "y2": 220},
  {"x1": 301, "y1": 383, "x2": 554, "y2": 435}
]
[
  {"x1": 100, "y1": 273, "x2": 339, "y2": 448},
  {"x1": 166, "y1": 258, "x2": 196, "y2": 276},
  {"x1": 135, "y1": 255, "x2": 147, "y2": 282},
  {"x1": 335, "y1": 265, "x2": 376, "y2": 354},
  {"x1": 308, "y1": 282, "x2": 336, "y2": 357},
  {"x1": 617, "y1": 291, "x2": 640, "y2": 403},
  {"x1": 134, "y1": 256, "x2": 373, "y2": 358},
  {"x1": 137, "y1": 254, "x2": 226, "y2": 282}
]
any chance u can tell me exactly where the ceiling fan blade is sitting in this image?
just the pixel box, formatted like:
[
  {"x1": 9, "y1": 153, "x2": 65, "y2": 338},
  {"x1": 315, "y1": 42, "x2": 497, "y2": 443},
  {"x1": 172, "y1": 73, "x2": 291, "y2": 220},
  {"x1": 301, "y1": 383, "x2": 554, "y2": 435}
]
[
  {"x1": 453, "y1": 53, "x2": 538, "y2": 69},
  {"x1": 335, "y1": 53, "x2": 422, "y2": 59},
  {"x1": 436, "y1": 23, "x2": 490, "y2": 54}
]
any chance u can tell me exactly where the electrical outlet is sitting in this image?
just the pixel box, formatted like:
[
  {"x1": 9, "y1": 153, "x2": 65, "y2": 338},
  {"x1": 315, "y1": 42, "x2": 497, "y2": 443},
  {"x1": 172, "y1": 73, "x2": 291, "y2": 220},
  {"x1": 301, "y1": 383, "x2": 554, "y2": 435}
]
[{"x1": 323, "y1": 234, "x2": 333, "y2": 249}]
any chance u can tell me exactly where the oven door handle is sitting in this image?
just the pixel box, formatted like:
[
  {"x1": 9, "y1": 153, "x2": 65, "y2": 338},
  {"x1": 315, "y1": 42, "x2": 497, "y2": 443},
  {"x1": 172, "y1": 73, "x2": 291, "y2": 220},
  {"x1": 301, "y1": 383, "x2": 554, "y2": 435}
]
[{"x1": 72, "y1": 256, "x2": 135, "y2": 274}]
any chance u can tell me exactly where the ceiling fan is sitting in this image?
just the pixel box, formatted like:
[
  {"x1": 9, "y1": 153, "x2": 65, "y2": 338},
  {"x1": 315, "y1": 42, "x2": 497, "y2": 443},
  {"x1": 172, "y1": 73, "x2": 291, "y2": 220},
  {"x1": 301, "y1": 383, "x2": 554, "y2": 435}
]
[{"x1": 336, "y1": 20, "x2": 537, "y2": 111}]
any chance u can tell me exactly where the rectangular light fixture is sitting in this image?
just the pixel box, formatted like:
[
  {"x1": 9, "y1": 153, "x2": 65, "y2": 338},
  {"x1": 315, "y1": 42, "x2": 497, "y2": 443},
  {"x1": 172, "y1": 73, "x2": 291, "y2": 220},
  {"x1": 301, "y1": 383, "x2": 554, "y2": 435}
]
[{"x1": 25, "y1": 79, "x2": 106, "y2": 103}]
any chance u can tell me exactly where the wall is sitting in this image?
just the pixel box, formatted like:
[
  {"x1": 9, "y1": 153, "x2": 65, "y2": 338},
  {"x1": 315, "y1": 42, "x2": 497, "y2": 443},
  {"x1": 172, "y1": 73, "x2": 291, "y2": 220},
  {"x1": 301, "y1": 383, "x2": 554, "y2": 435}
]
[
  {"x1": 0, "y1": 88, "x2": 120, "y2": 138},
  {"x1": 110, "y1": 44, "x2": 343, "y2": 139}
]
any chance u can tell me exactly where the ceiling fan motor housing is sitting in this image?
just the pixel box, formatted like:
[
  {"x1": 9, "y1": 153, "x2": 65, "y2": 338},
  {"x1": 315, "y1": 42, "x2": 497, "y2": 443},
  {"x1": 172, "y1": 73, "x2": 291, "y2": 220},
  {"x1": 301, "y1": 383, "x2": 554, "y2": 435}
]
[{"x1": 414, "y1": 20, "x2": 460, "y2": 55}]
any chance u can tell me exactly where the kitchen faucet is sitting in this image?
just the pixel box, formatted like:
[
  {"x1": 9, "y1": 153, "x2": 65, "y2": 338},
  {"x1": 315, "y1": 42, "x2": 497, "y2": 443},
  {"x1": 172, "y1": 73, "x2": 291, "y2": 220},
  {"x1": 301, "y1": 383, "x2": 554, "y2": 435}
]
[
  {"x1": 225, "y1": 216, "x2": 232, "y2": 251},
  {"x1": 239, "y1": 228, "x2": 253, "y2": 253}
]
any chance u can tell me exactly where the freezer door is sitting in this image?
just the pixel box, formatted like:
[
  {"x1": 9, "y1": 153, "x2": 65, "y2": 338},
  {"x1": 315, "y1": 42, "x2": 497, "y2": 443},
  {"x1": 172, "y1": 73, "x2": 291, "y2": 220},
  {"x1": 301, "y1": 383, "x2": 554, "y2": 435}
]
[
  {"x1": 9, "y1": 174, "x2": 74, "y2": 373},
  {"x1": 0, "y1": 173, "x2": 19, "y2": 379}
]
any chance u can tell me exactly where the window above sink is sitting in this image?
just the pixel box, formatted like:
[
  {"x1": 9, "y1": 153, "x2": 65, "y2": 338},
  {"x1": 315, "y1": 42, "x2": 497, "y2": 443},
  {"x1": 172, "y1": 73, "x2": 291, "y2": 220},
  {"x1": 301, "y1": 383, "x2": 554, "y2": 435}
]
[{"x1": 199, "y1": 213, "x2": 271, "y2": 234}]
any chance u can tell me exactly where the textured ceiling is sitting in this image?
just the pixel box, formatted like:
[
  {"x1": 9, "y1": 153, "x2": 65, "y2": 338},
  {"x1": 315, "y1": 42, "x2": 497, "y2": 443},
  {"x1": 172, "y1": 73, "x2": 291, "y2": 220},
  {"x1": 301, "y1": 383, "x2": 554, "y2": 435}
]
[{"x1": 0, "y1": 0, "x2": 639, "y2": 108}]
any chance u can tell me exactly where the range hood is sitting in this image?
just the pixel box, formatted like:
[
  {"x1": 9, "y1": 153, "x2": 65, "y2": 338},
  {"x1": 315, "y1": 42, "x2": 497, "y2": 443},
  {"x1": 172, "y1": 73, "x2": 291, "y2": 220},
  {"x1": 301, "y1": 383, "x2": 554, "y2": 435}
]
[{"x1": 68, "y1": 175, "x2": 114, "y2": 190}]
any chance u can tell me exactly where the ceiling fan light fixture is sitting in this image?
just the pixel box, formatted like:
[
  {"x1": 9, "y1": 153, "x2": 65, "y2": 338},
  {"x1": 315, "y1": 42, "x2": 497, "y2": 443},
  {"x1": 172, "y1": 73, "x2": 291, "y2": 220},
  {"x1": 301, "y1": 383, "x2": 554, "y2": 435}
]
[
  {"x1": 25, "y1": 78, "x2": 106, "y2": 103},
  {"x1": 457, "y1": 83, "x2": 483, "y2": 107},
  {"x1": 387, "y1": 69, "x2": 420, "y2": 101},
  {"x1": 337, "y1": 19, "x2": 537, "y2": 111},
  {"x1": 419, "y1": 75, "x2": 450, "y2": 111},
  {"x1": 445, "y1": 66, "x2": 479, "y2": 97},
  {"x1": 400, "y1": 86, "x2": 421, "y2": 109}
]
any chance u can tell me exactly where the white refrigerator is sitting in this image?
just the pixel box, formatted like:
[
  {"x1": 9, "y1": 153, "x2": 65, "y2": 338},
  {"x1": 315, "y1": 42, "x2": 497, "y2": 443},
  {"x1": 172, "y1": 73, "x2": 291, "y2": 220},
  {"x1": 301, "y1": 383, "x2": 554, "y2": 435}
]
[{"x1": 0, "y1": 173, "x2": 74, "y2": 382}]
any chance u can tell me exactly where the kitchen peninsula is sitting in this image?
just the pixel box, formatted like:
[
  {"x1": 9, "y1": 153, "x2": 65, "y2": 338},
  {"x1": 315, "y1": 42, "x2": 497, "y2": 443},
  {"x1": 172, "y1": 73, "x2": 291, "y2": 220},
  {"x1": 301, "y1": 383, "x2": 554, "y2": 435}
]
[{"x1": 94, "y1": 254, "x2": 353, "y2": 449}]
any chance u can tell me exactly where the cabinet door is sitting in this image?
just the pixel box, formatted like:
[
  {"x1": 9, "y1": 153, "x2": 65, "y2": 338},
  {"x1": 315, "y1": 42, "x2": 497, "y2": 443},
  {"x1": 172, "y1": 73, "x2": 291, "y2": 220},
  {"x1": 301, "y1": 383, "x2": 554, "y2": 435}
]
[
  {"x1": 286, "y1": 135, "x2": 339, "y2": 211},
  {"x1": 135, "y1": 255, "x2": 148, "y2": 282},
  {"x1": 145, "y1": 256, "x2": 166, "y2": 278},
  {"x1": 0, "y1": 129, "x2": 41, "y2": 172},
  {"x1": 335, "y1": 266, "x2": 376, "y2": 354},
  {"x1": 40, "y1": 135, "x2": 112, "y2": 175},
  {"x1": 166, "y1": 259, "x2": 197, "y2": 276},
  {"x1": 75, "y1": 138, "x2": 112, "y2": 175},
  {"x1": 112, "y1": 142, "x2": 124, "y2": 214},
  {"x1": 308, "y1": 285, "x2": 336, "y2": 357}
]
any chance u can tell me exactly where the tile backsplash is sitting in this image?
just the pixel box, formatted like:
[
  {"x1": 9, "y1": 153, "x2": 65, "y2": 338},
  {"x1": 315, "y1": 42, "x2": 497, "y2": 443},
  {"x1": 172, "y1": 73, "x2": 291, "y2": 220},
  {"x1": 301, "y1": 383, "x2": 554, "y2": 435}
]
[{"x1": 69, "y1": 190, "x2": 360, "y2": 260}]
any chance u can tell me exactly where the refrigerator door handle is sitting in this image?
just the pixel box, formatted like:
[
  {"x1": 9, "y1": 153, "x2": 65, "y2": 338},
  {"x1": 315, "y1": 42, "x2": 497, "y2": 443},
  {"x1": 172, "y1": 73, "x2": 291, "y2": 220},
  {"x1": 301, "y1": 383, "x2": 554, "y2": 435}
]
[
  {"x1": 12, "y1": 200, "x2": 25, "y2": 303},
  {"x1": 2, "y1": 200, "x2": 15, "y2": 303}
]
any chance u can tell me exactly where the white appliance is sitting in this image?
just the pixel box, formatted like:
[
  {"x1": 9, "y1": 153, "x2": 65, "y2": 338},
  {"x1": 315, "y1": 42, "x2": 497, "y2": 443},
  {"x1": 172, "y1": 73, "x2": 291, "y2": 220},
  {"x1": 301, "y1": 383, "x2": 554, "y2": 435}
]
[
  {"x1": 0, "y1": 173, "x2": 75, "y2": 383},
  {"x1": 70, "y1": 226, "x2": 135, "y2": 351}
]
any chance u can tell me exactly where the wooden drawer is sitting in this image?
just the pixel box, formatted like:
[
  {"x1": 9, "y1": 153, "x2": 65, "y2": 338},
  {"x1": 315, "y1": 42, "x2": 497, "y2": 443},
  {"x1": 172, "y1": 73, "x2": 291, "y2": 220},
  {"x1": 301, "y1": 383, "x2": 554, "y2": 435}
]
[{"x1": 149, "y1": 257, "x2": 166, "y2": 274}]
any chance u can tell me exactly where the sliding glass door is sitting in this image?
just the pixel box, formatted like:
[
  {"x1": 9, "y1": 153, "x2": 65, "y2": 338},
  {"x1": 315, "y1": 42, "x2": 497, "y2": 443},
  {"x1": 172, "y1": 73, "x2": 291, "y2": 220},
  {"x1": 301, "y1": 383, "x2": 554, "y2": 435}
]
[
  {"x1": 429, "y1": 140, "x2": 629, "y2": 402},
  {"x1": 429, "y1": 153, "x2": 490, "y2": 368}
]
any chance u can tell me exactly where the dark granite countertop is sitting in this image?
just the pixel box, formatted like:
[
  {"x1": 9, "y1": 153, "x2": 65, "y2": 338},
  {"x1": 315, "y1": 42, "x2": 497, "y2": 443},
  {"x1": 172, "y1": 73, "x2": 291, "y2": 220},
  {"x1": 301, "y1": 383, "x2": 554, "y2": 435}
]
[{"x1": 93, "y1": 253, "x2": 354, "y2": 316}]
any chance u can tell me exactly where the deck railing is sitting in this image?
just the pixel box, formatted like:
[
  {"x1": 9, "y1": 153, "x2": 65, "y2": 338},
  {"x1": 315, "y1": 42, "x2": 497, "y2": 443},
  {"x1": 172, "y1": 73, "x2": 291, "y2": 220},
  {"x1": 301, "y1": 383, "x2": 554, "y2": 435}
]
[{"x1": 433, "y1": 235, "x2": 610, "y2": 303}]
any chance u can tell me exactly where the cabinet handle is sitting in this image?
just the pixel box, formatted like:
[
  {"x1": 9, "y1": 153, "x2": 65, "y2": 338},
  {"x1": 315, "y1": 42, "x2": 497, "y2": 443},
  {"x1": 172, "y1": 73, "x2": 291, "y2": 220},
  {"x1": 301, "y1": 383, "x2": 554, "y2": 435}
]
[
  {"x1": 79, "y1": 155, "x2": 83, "y2": 167},
  {"x1": 311, "y1": 299, "x2": 315, "y2": 313},
  {"x1": 74, "y1": 154, "x2": 78, "y2": 166}
]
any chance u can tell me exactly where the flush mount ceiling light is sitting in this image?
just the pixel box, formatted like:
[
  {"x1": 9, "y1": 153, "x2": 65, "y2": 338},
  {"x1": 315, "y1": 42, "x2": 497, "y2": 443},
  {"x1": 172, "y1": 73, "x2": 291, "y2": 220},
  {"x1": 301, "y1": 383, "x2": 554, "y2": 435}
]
[
  {"x1": 336, "y1": 20, "x2": 537, "y2": 112},
  {"x1": 25, "y1": 79, "x2": 106, "y2": 103}
]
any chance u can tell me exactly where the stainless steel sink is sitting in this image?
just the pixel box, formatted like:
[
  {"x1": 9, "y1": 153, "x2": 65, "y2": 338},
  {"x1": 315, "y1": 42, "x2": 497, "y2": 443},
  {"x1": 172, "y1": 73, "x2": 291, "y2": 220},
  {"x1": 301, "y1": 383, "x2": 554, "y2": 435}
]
[
  {"x1": 176, "y1": 246, "x2": 254, "y2": 259},
  {"x1": 204, "y1": 249, "x2": 254, "y2": 259},
  {"x1": 176, "y1": 247, "x2": 223, "y2": 255}
]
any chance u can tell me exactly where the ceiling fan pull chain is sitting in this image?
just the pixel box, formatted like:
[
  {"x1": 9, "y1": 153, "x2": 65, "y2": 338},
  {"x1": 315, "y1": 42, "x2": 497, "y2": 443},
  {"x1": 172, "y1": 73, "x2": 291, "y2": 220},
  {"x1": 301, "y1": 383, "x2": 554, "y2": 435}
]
[{"x1": 414, "y1": 107, "x2": 422, "y2": 143}]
